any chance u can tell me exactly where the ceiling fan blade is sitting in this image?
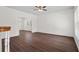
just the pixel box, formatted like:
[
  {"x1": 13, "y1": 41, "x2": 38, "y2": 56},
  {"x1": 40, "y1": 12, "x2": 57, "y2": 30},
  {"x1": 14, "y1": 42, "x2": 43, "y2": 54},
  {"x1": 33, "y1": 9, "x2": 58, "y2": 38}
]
[
  {"x1": 43, "y1": 6, "x2": 46, "y2": 8},
  {"x1": 35, "y1": 6, "x2": 39, "y2": 8},
  {"x1": 35, "y1": 6, "x2": 41, "y2": 8},
  {"x1": 35, "y1": 6, "x2": 46, "y2": 8}
]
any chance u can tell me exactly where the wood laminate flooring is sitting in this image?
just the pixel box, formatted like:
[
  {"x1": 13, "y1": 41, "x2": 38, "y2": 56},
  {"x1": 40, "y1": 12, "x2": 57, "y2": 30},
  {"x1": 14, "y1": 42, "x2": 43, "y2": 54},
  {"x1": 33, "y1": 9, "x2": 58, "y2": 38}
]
[{"x1": 2, "y1": 30, "x2": 78, "y2": 52}]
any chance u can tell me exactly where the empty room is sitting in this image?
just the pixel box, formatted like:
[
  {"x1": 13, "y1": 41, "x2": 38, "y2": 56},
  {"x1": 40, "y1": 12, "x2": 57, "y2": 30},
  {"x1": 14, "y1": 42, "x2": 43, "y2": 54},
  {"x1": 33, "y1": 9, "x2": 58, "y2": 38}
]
[{"x1": 0, "y1": 6, "x2": 79, "y2": 52}]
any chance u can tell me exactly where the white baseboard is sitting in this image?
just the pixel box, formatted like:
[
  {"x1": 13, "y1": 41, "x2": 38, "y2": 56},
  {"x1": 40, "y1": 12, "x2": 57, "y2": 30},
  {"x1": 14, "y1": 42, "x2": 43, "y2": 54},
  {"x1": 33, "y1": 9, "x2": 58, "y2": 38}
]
[{"x1": 33, "y1": 31, "x2": 73, "y2": 37}]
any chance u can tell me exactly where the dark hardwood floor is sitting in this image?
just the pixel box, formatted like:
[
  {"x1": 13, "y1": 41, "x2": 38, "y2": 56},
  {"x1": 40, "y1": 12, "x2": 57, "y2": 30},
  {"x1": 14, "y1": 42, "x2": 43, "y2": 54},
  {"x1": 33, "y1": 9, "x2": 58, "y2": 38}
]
[
  {"x1": 32, "y1": 32, "x2": 78, "y2": 52},
  {"x1": 2, "y1": 30, "x2": 78, "y2": 52}
]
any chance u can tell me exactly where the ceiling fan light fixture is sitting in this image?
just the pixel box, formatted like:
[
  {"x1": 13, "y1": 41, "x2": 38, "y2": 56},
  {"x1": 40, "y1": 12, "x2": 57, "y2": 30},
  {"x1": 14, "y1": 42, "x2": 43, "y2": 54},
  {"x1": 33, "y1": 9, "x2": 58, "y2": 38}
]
[
  {"x1": 38, "y1": 9, "x2": 43, "y2": 11},
  {"x1": 34, "y1": 6, "x2": 47, "y2": 12}
]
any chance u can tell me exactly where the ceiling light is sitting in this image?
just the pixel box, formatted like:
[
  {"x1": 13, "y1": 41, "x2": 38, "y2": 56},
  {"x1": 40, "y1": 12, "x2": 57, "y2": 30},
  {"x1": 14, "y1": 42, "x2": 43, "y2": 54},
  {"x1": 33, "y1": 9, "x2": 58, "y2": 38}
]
[
  {"x1": 34, "y1": 6, "x2": 47, "y2": 11},
  {"x1": 38, "y1": 9, "x2": 43, "y2": 11}
]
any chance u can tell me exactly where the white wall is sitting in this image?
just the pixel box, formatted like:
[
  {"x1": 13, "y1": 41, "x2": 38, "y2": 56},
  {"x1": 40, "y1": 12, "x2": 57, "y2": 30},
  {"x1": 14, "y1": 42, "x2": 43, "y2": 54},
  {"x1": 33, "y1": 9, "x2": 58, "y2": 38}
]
[
  {"x1": 74, "y1": 6, "x2": 79, "y2": 51},
  {"x1": 0, "y1": 7, "x2": 36, "y2": 37},
  {"x1": 37, "y1": 9, "x2": 74, "y2": 37},
  {"x1": 32, "y1": 16, "x2": 38, "y2": 32}
]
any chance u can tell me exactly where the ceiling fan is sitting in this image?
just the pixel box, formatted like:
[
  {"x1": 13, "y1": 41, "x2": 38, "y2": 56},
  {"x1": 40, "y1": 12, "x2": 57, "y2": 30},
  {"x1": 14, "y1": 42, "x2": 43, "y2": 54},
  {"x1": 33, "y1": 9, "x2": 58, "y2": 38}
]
[{"x1": 34, "y1": 6, "x2": 47, "y2": 11}]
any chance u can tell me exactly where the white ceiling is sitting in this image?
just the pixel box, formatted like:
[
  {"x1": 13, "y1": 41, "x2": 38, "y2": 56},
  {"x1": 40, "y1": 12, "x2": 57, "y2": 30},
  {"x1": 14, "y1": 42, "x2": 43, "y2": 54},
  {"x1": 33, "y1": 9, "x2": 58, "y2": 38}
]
[{"x1": 6, "y1": 6, "x2": 74, "y2": 15}]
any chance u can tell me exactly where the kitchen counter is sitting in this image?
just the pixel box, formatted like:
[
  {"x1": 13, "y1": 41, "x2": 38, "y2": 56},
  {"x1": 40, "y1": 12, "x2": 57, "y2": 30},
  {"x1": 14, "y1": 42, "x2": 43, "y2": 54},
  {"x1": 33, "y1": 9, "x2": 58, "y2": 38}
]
[{"x1": 0, "y1": 26, "x2": 11, "y2": 32}]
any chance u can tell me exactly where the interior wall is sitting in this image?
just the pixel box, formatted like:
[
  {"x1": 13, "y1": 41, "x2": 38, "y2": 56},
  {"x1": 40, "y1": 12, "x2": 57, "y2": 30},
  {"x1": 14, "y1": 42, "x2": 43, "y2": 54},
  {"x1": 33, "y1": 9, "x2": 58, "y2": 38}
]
[
  {"x1": 37, "y1": 9, "x2": 74, "y2": 37},
  {"x1": 32, "y1": 16, "x2": 38, "y2": 32},
  {"x1": 0, "y1": 7, "x2": 36, "y2": 37},
  {"x1": 74, "y1": 6, "x2": 79, "y2": 51}
]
